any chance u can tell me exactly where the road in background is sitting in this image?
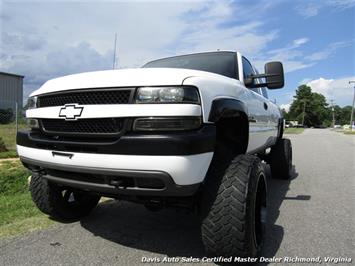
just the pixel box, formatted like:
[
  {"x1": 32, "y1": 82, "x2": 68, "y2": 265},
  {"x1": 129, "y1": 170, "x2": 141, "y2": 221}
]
[{"x1": 0, "y1": 129, "x2": 354, "y2": 265}]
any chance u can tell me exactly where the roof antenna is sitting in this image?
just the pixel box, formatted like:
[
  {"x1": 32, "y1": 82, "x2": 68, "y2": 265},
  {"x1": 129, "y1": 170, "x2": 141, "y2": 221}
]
[{"x1": 112, "y1": 33, "x2": 117, "y2": 69}]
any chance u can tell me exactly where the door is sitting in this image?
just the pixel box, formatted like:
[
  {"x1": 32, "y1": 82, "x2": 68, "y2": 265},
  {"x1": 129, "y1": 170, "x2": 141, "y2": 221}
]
[{"x1": 241, "y1": 57, "x2": 270, "y2": 152}]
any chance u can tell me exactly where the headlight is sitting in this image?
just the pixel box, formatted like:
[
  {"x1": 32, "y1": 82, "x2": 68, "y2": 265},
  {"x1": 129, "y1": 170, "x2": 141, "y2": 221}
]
[
  {"x1": 27, "y1": 96, "x2": 38, "y2": 109},
  {"x1": 136, "y1": 86, "x2": 199, "y2": 104}
]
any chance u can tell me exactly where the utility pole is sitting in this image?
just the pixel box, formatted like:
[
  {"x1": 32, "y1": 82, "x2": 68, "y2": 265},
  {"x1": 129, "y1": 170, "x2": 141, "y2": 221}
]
[
  {"x1": 112, "y1": 33, "x2": 117, "y2": 69},
  {"x1": 330, "y1": 99, "x2": 335, "y2": 128},
  {"x1": 301, "y1": 100, "x2": 306, "y2": 126},
  {"x1": 349, "y1": 81, "x2": 355, "y2": 130}
]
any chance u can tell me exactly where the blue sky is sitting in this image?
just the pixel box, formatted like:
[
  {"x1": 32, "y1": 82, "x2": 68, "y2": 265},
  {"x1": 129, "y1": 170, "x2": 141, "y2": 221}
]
[{"x1": 1, "y1": 0, "x2": 354, "y2": 108}]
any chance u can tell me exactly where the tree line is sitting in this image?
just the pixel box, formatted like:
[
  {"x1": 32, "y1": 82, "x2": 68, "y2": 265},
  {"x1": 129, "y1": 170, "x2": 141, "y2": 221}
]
[{"x1": 282, "y1": 85, "x2": 353, "y2": 127}]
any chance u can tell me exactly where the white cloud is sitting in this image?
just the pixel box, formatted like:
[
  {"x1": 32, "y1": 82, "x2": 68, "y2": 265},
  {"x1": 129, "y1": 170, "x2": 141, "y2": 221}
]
[
  {"x1": 327, "y1": 0, "x2": 355, "y2": 9},
  {"x1": 296, "y1": 0, "x2": 355, "y2": 18},
  {"x1": 297, "y1": 4, "x2": 320, "y2": 18},
  {"x1": 306, "y1": 41, "x2": 351, "y2": 61},
  {"x1": 280, "y1": 103, "x2": 291, "y2": 112},
  {"x1": 293, "y1": 38, "x2": 309, "y2": 47},
  {"x1": 253, "y1": 39, "x2": 352, "y2": 74},
  {"x1": 307, "y1": 77, "x2": 355, "y2": 106},
  {"x1": 0, "y1": 0, "x2": 352, "y2": 102},
  {"x1": 299, "y1": 78, "x2": 312, "y2": 84},
  {"x1": 1, "y1": 0, "x2": 283, "y2": 98},
  {"x1": 253, "y1": 37, "x2": 313, "y2": 73}
]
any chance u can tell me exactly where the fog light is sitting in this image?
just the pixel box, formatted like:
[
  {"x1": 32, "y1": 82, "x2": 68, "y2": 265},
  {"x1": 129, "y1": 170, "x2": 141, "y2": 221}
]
[
  {"x1": 133, "y1": 117, "x2": 201, "y2": 131},
  {"x1": 27, "y1": 118, "x2": 39, "y2": 129}
]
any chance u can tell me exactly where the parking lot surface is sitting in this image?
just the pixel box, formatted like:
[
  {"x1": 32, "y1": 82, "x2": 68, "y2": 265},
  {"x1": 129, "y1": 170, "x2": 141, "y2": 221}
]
[{"x1": 0, "y1": 129, "x2": 354, "y2": 265}]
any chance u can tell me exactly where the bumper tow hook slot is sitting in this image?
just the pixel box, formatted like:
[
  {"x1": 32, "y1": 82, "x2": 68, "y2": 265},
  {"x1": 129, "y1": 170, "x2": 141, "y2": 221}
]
[{"x1": 52, "y1": 151, "x2": 74, "y2": 159}]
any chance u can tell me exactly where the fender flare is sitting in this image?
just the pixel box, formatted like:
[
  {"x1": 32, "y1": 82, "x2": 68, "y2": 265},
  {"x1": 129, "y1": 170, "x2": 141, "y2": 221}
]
[{"x1": 208, "y1": 98, "x2": 248, "y2": 122}]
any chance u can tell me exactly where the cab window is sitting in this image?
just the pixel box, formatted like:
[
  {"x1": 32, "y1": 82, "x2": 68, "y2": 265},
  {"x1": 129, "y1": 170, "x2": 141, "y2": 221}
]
[
  {"x1": 242, "y1": 57, "x2": 254, "y2": 80},
  {"x1": 242, "y1": 57, "x2": 260, "y2": 95}
]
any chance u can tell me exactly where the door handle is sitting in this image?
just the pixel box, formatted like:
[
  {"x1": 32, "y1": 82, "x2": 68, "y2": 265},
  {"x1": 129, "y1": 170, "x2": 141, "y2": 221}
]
[{"x1": 263, "y1": 102, "x2": 268, "y2": 110}]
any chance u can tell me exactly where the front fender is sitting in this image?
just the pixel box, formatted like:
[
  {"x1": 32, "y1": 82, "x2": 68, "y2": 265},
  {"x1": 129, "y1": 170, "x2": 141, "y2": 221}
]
[{"x1": 208, "y1": 98, "x2": 248, "y2": 122}]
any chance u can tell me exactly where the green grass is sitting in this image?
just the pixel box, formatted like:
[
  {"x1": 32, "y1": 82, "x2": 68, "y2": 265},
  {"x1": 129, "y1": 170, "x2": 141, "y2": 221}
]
[
  {"x1": 0, "y1": 160, "x2": 55, "y2": 238},
  {"x1": 284, "y1": 127, "x2": 305, "y2": 134},
  {"x1": 0, "y1": 123, "x2": 18, "y2": 151},
  {"x1": 344, "y1": 130, "x2": 355, "y2": 135},
  {"x1": 0, "y1": 151, "x2": 18, "y2": 159},
  {"x1": 0, "y1": 122, "x2": 27, "y2": 158},
  {"x1": 0, "y1": 160, "x2": 29, "y2": 195}
]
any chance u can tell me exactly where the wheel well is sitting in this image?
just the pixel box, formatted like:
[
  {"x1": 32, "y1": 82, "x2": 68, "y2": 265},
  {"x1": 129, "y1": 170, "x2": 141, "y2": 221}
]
[{"x1": 215, "y1": 112, "x2": 249, "y2": 154}]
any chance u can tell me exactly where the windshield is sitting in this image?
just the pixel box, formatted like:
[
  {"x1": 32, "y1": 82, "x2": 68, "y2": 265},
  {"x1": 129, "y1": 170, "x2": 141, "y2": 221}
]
[{"x1": 143, "y1": 52, "x2": 238, "y2": 80}]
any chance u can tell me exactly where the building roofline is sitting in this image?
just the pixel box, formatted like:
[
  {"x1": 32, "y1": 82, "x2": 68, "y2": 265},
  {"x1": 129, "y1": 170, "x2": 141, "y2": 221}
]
[{"x1": 0, "y1": 71, "x2": 24, "y2": 78}]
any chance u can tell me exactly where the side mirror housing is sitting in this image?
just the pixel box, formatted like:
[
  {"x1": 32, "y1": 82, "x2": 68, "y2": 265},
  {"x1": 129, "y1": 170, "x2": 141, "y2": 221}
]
[
  {"x1": 245, "y1": 61, "x2": 284, "y2": 90},
  {"x1": 264, "y1": 61, "x2": 284, "y2": 89}
]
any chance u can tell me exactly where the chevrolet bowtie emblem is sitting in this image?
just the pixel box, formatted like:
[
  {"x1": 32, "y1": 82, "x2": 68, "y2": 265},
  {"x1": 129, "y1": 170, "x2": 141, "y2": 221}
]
[{"x1": 59, "y1": 104, "x2": 84, "y2": 120}]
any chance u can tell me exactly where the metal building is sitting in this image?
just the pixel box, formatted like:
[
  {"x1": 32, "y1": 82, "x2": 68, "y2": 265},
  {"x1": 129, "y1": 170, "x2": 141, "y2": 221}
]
[{"x1": 0, "y1": 71, "x2": 24, "y2": 109}]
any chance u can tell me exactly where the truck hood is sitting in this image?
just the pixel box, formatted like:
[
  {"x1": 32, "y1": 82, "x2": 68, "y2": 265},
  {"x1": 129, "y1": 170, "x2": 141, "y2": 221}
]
[{"x1": 30, "y1": 68, "x2": 230, "y2": 96}]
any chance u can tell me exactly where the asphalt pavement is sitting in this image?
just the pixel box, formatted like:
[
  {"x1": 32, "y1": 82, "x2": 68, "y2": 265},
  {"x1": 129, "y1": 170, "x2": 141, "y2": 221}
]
[{"x1": 1, "y1": 129, "x2": 354, "y2": 265}]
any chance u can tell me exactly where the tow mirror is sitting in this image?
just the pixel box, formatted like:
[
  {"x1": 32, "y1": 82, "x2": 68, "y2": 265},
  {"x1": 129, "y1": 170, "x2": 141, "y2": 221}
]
[
  {"x1": 264, "y1": 61, "x2": 284, "y2": 89},
  {"x1": 245, "y1": 61, "x2": 284, "y2": 89}
]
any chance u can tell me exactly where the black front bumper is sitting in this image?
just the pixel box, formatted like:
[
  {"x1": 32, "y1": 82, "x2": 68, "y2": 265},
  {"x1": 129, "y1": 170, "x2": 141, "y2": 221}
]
[
  {"x1": 17, "y1": 124, "x2": 216, "y2": 156},
  {"x1": 18, "y1": 125, "x2": 215, "y2": 197},
  {"x1": 22, "y1": 157, "x2": 200, "y2": 197}
]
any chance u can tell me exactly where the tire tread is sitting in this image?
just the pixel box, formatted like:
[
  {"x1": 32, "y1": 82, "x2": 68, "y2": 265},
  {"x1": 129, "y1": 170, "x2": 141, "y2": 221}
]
[{"x1": 201, "y1": 154, "x2": 264, "y2": 257}]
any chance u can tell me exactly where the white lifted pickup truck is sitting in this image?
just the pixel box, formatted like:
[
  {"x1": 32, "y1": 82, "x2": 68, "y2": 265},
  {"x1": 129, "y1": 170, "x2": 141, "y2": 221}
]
[{"x1": 18, "y1": 51, "x2": 292, "y2": 258}]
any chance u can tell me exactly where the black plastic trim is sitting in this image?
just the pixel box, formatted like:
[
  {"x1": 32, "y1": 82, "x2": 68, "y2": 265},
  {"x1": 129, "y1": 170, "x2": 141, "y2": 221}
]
[
  {"x1": 17, "y1": 124, "x2": 216, "y2": 156},
  {"x1": 247, "y1": 136, "x2": 278, "y2": 155},
  {"x1": 208, "y1": 98, "x2": 248, "y2": 122},
  {"x1": 20, "y1": 157, "x2": 200, "y2": 197},
  {"x1": 36, "y1": 87, "x2": 136, "y2": 101},
  {"x1": 39, "y1": 118, "x2": 127, "y2": 138}
]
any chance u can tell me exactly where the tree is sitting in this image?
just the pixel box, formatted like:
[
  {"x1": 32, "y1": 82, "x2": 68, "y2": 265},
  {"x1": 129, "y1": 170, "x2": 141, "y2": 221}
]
[
  {"x1": 281, "y1": 109, "x2": 291, "y2": 120},
  {"x1": 285, "y1": 85, "x2": 352, "y2": 127},
  {"x1": 288, "y1": 85, "x2": 329, "y2": 127},
  {"x1": 339, "y1": 106, "x2": 352, "y2": 125}
]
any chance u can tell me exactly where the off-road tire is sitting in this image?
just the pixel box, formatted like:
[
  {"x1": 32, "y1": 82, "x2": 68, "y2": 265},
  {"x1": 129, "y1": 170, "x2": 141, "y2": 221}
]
[
  {"x1": 30, "y1": 173, "x2": 100, "y2": 221},
  {"x1": 200, "y1": 153, "x2": 267, "y2": 258},
  {"x1": 269, "y1": 138, "x2": 292, "y2": 180}
]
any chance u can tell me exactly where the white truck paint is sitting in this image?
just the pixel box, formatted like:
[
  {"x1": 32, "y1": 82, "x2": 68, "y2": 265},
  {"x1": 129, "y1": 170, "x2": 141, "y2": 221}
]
[
  {"x1": 17, "y1": 145, "x2": 213, "y2": 186},
  {"x1": 18, "y1": 51, "x2": 283, "y2": 186}
]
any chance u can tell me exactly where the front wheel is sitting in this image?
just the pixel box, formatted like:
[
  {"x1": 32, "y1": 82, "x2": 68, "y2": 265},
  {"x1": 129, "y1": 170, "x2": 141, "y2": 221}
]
[
  {"x1": 30, "y1": 173, "x2": 100, "y2": 221},
  {"x1": 199, "y1": 154, "x2": 267, "y2": 258}
]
